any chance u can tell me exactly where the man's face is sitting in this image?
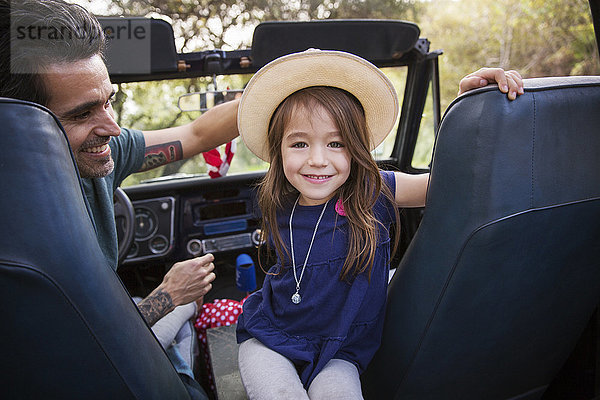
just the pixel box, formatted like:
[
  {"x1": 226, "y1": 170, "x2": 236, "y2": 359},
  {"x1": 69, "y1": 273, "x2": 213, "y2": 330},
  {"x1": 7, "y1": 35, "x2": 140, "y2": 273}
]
[{"x1": 44, "y1": 55, "x2": 121, "y2": 178}]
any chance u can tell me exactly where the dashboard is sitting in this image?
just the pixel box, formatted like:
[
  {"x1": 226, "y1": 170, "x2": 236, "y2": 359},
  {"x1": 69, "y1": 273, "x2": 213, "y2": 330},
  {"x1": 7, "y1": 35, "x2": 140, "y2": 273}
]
[{"x1": 117, "y1": 172, "x2": 266, "y2": 301}]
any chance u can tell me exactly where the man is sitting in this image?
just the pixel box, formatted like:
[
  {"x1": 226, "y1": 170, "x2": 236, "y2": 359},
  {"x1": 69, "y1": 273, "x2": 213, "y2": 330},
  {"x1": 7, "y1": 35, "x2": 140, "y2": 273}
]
[
  {"x1": 1, "y1": 0, "x2": 231, "y2": 329},
  {"x1": 1, "y1": 2, "x2": 227, "y2": 394},
  {"x1": 0, "y1": 0, "x2": 523, "y2": 392}
]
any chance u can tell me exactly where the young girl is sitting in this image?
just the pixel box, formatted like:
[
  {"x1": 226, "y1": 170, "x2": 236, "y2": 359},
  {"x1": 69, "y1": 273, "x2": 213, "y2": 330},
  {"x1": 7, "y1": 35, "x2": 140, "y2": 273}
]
[{"x1": 235, "y1": 49, "x2": 521, "y2": 399}]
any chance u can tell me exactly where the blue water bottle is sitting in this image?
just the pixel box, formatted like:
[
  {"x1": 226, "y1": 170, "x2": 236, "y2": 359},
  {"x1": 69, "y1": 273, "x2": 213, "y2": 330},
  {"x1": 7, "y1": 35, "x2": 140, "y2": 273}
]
[{"x1": 236, "y1": 253, "x2": 257, "y2": 292}]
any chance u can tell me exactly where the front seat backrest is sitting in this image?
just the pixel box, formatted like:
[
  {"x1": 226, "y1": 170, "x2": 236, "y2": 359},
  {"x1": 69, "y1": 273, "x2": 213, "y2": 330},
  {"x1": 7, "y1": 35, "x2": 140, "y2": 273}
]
[
  {"x1": 0, "y1": 98, "x2": 191, "y2": 399},
  {"x1": 362, "y1": 76, "x2": 600, "y2": 400}
]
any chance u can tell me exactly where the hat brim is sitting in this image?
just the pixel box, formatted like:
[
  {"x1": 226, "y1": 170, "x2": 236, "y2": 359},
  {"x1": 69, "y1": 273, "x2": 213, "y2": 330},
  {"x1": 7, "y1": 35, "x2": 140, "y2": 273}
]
[{"x1": 237, "y1": 49, "x2": 399, "y2": 162}]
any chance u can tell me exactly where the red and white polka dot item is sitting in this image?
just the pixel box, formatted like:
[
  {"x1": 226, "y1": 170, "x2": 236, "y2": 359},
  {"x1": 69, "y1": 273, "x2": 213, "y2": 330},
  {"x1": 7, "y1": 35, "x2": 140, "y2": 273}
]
[{"x1": 194, "y1": 298, "x2": 246, "y2": 393}]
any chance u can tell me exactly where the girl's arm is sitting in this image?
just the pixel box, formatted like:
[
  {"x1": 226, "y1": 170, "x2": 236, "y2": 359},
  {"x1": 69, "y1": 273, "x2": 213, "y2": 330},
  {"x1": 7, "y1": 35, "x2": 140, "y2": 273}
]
[{"x1": 393, "y1": 172, "x2": 429, "y2": 208}]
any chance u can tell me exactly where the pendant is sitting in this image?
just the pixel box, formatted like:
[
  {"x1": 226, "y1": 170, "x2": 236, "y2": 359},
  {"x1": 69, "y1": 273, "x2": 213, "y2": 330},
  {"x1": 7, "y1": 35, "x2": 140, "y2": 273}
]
[{"x1": 291, "y1": 292, "x2": 301, "y2": 304}]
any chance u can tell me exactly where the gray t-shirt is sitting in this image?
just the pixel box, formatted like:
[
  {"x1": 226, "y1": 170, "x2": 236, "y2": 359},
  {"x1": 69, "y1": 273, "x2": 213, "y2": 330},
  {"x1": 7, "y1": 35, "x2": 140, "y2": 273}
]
[{"x1": 81, "y1": 128, "x2": 145, "y2": 270}]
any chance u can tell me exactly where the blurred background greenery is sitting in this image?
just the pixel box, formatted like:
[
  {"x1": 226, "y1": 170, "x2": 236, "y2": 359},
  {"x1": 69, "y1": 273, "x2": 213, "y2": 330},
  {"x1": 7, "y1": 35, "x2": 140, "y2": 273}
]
[{"x1": 75, "y1": 0, "x2": 599, "y2": 185}]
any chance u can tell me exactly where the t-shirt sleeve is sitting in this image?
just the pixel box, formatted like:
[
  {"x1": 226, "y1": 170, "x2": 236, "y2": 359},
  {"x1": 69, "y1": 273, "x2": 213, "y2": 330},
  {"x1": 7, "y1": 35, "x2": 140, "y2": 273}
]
[
  {"x1": 109, "y1": 127, "x2": 146, "y2": 190},
  {"x1": 375, "y1": 169, "x2": 398, "y2": 225}
]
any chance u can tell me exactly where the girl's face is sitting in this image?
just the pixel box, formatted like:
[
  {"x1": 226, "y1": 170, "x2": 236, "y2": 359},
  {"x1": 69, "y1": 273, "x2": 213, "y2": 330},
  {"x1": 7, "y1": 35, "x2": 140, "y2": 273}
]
[{"x1": 280, "y1": 104, "x2": 351, "y2": 206}]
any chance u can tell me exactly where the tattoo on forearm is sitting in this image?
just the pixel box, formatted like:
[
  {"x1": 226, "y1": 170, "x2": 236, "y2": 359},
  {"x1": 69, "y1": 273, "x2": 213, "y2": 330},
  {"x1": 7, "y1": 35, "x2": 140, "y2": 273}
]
[
  {"x1": 139, "y1": 141, "x2": 183, "y2": 171},
  {"x1": 137, "y1": 289, "x2": 174, "y2": 327}
]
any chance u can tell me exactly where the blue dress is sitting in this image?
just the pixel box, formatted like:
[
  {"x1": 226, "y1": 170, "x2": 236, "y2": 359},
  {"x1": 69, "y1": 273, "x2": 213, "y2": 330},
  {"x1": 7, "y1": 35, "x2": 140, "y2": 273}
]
[{"x1": 237, "y1": 170, "x2": 397, "y2": 388}]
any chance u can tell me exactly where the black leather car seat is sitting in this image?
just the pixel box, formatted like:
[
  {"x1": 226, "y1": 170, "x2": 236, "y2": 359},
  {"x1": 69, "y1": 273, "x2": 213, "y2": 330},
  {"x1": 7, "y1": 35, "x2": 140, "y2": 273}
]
[
  {"x1": 362, "y1": 76, "x2": 600, "y2": 400},
  {"x1": 0, "y1": 98, "x2": 192, "y2": 399}
]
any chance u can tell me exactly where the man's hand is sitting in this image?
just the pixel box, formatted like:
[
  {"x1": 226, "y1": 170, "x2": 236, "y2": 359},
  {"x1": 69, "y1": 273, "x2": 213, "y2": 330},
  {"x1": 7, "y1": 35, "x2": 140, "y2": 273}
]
[
  {"x1": 458, "y1": 68, "x2": 524, "y2": 100},
  {"x1": 137, "y1": 254, "x2": 216, "y2": 326}
]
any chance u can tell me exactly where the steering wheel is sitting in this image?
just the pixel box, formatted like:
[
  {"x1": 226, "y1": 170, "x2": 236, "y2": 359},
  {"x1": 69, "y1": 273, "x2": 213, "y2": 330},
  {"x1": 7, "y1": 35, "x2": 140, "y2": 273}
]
[{"x1": 114, "y1": 187, "x2": 135, "y2": 265}]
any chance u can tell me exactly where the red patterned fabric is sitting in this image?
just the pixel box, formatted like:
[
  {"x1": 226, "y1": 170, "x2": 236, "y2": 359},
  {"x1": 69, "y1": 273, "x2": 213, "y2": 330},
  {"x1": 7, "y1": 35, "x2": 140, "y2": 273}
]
[{"x1": 194, "y1": 298, "x2": 246, "y2": 393}]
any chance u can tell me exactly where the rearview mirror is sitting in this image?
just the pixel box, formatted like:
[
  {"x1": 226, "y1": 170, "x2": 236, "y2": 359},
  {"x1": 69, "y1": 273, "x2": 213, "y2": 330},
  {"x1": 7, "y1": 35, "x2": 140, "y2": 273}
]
[{"x1": 178, "y1": 90, "x2": 243, "y2": 112}]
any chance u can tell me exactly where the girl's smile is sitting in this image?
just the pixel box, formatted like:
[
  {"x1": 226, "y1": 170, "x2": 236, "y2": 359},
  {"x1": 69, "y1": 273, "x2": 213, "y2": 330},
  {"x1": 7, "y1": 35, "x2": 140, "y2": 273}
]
[
  {"x1": 303, "y1": 174, "x2": 332, "y2": 182},
  {"x1": 281, "y1": 104, "x2": 351, "y2": 206}
]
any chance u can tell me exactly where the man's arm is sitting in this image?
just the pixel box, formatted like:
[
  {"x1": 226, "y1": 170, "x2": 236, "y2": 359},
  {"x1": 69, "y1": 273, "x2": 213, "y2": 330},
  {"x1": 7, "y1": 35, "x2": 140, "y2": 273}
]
[
  {"x1": 133, "y1": 101, "x2": 237, "y2": 325},
  {"x1": 138, "y1": 98, "x2": 239, "y2": 171},
  {"x1": 137, "y1": 254, "x2": 216, "y2": 326}
]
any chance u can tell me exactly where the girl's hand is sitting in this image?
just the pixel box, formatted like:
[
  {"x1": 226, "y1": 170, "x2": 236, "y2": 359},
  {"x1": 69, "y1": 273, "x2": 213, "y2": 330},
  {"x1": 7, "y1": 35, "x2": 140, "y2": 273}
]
[{"x1": 458, "y1": 68, "x2": 524, "y2": 100}]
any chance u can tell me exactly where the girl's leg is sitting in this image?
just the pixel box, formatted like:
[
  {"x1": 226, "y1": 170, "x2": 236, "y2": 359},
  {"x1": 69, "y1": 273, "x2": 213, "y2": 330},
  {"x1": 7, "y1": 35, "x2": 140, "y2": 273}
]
[
  {"x1": 307, "y1": 359, "x2": 364, "y2": 400},
  {"x1": 238, "y1": 338, "x2": 309, "y2": 400}
]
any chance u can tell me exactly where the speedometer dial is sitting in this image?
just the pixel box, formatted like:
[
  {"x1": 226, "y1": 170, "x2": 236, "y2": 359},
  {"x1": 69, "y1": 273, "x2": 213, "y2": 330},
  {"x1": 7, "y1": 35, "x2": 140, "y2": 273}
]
[{"x1": 134, "y1": 208, "x2": 157, "y2": 240}]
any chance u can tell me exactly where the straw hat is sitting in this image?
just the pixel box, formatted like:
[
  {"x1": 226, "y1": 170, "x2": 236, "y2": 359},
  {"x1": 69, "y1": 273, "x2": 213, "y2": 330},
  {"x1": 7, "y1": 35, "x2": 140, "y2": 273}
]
[{"x1": 237, "y1": 49, "x2": 399, "y2": 161}]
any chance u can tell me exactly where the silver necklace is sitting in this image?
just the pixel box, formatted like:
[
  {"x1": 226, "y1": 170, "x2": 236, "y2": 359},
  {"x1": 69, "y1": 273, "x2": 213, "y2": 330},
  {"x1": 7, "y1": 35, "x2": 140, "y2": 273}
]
[{"x1": 289, "y1": 196, "x2": 329, "y2": 304}]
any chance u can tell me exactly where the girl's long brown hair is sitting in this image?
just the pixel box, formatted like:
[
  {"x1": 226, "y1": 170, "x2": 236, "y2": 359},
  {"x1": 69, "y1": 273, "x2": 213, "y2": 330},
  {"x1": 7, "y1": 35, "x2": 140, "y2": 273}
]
[{"x1": 257, "y1": 86, "x2": 400, "y2": 280}]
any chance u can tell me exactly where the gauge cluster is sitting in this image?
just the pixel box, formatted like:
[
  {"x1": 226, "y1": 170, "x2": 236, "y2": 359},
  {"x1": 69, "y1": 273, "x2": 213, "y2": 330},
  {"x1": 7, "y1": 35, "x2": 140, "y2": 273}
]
[
  {"x1": 123, "y1": 196, "x2": 175, "y2": 263},
  {"x1": 120, "y1": 173, "x2": 264, "y2": 269}
]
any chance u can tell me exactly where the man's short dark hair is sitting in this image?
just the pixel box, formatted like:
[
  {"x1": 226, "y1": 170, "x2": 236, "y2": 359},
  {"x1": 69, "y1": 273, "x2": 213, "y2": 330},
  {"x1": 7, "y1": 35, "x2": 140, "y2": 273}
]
[{"x1": 0, "y1": 0, "x2": 106, "y2": 106}]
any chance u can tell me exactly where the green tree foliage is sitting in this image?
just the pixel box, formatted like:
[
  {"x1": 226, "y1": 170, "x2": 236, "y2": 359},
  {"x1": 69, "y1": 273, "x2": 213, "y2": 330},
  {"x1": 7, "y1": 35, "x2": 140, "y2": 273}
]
[
  {"x1": 108, "y1": 0, "x2": 423, "y2": 53},
  {"x1": 420, "y1": 0, "x2": 599, "y2": 111}
]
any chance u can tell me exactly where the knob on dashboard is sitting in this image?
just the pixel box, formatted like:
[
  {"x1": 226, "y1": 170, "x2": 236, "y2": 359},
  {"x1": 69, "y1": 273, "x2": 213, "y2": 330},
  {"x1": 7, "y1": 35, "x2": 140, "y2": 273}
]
[
  {"x1": 251, "y1": 229, "x2": 264, "y2": 247},
  {"x1": 187, "y1": 238, "x2": 203, "y2": 256}
]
